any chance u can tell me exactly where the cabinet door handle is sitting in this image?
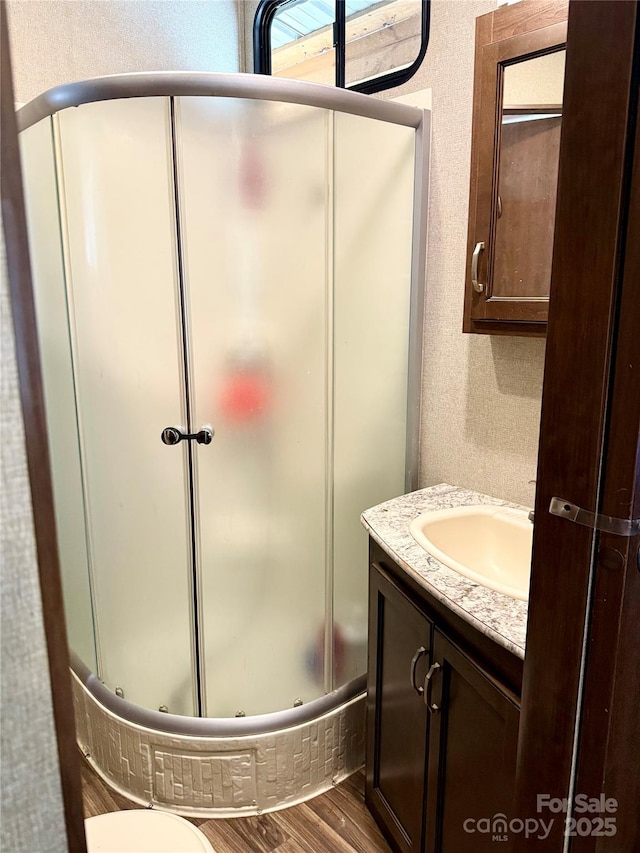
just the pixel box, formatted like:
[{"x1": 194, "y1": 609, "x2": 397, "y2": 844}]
[
  {"x1": 409, "y1": 646, "x2": 428, "y2": 695},
  {"x1": 423, "y1": 661, "x2": 442, "y2": 713},
  {"x1": 471, "y1": 241, "x2": 485, "y2": 293}
]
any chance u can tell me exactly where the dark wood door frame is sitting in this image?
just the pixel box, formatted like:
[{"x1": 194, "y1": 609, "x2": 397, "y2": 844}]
[
  {"x1": 1, "y1": 4, "x2": 87, "y2": 851},
  {"x1": 571, "y1": 106, "x2": 640, "y2": 853},
  {"x1": 515, "y1": 1, "x2": 640, "y2": 849}
]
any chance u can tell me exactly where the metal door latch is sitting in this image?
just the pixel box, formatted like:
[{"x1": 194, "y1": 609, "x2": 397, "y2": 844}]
[
  {"x1": 549, "y1": 497, "x2": 640, "y2": 537},
  {"x1": 161, "y1": 426, "x2": 214, "y2": 446}
]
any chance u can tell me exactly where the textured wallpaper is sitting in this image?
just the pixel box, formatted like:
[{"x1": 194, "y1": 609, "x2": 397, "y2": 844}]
[
  {"x1": 0, "y1": 236, "x2": 68, "y2": 852},
  {"x1": 7, "y1": 0, "x2": 241, "y2": 103},
  {"x1": 386, "y1": 0, "x2": 546, "y2": 508}
]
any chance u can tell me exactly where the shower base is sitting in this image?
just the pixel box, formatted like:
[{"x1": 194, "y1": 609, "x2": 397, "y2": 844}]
[{"x1": 71, "y1": 662, "x2": 365, "y2": 818}]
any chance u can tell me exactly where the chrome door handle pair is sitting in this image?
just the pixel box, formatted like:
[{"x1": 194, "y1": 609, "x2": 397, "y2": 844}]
[
  {"x1": 410, "y1": 647, "x2": 442, "y2": 714},
  {"x1": 161, "y1": 426, "x2": 214, "y2": 446}
]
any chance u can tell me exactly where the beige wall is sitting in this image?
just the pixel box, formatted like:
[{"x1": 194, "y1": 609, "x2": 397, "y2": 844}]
[
  {"x1": 240, "y1": 0, "x2": 261, "y2": 74},
  {"x1": 7, "y1": 0, "x2": 241, "y2": 104},
  {"x1": 386, "y1": 0, "x2": 545, "y2": 508}
]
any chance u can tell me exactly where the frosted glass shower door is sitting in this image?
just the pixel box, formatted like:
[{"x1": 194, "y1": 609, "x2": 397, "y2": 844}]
[
  {"x1": 20, "y1": 117, "x2": 97, "y2": 674},
  {"x1": 176, "y1": 98, "x2": 329, "y2": 717},
  {"x1": 332, "y1": 114, "x2": 416, "y2": 688},
  {"x1": 56, "y1": 99, "x2": 196, "y2": 715}
]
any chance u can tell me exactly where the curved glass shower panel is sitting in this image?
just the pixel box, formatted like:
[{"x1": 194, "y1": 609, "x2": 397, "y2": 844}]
[
  {"x1": 55, "y1": 98, "x2": 196, "y2": 715},
  {"x1": 18, "y1": 74, "x2": 427, "y2": 724},
  {"x1": 332, "y1": 113, "x2": 416, "y2": 688},
  {"x1": 20, "y1": 117, "x2": 97, "y2": 673},
  {"x1": 176, "y1": 97, "x2": 329, "y2": 717}
]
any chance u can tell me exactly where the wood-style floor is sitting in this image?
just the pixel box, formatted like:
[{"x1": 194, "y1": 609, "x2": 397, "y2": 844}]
[{"x1": 81, "y1": 758, "x2": 392, "y2": 853}]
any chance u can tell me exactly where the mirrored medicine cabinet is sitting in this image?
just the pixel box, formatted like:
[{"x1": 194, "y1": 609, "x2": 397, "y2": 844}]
[{"x1": 464, "y1": 0, "x2": 569, "y2": 337}]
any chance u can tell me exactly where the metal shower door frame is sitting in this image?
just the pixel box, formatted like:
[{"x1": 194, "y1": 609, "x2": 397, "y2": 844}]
[{"x1": 18, "y1": 72, "x2": 430, "y2": 723}]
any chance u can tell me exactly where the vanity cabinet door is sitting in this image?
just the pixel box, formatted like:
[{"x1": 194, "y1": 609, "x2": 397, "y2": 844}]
[
  {"x1": 423, "y1": 629, "x2": 520, "y2": 853},
  {"x1": 463, "y1": 0, "x2": 568, "y2": 337},
  {"x1": 366, "y1": 564, "x2": 432, "y2": 853}
]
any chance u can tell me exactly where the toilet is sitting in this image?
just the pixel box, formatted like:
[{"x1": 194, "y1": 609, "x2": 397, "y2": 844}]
[{"x1": 85, "y1": 810, "x2": 216, "y2": 853}]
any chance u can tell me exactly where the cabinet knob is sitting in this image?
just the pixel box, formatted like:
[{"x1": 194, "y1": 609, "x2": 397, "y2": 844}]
[
  {"x1": 424, "y1": 661, "x2": 442, "y2": 713},
  {"x1": 410, "y1": 646, "x2": 428, "y2": 695}
]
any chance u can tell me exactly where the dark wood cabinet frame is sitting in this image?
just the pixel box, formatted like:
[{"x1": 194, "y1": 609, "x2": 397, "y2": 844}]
[{"x1": 463, "y1": 0, "x2": 568, "y2": 337}]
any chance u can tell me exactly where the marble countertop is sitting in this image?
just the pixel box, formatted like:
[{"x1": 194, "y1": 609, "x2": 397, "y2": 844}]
[{"x1": 361, "y1": 484, "x2": 529, "y2": 659}]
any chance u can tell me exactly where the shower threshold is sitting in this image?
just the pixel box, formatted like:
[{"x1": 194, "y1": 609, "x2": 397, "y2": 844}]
[{"x1": 71, "y1": 652, "x2": 366, "y2": 817}]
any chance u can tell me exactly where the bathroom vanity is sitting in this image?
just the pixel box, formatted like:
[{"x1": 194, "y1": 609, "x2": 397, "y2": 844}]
[{"x1": 361, "y1": 485, "x2": 529, "y2": 853}]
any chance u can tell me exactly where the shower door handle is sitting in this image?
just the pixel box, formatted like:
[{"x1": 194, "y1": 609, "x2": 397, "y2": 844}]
[{"x1": 161, "y1": 426, "x2": 214, "y2": 446}]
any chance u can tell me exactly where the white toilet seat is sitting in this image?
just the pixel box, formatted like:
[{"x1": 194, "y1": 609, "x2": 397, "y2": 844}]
[{"x1": 85, "y1": 809, "x2": 216, "y2": 853}]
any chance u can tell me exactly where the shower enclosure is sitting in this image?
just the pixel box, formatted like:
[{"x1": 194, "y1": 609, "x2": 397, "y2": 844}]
[{"x1": 18, "y1": 74, "x2": 428, "y2": 731}]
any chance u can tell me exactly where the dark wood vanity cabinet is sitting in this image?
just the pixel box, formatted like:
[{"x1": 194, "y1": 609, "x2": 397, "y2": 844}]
[
  {"x1": 366, "y1": 561, "x2": 432, "y2": 853},
  {"x1": 423, "y1": 629, "x2": 520, "y2": 853},
  {"x1": 366, "y1": 547, "x2": 521, "y2": 853}
]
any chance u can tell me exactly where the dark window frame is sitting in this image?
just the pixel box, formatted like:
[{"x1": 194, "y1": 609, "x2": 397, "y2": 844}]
[{"x1": 254, "y1": 0, "x2": 431, "y2": 95}]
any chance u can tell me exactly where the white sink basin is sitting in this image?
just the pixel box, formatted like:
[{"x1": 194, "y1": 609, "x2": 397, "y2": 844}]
[{"x1": 409, "y1": 505, "x2": 533, "y2": 601}]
